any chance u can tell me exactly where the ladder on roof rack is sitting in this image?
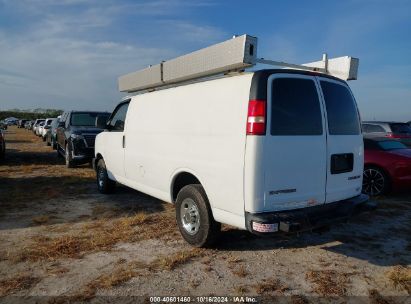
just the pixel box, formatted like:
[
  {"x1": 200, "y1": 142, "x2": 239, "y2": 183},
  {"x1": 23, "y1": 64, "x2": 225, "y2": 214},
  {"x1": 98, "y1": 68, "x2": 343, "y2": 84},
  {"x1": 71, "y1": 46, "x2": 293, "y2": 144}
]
[{"x1": 119, "y1": 34, "x2": 359, "y2": 93}]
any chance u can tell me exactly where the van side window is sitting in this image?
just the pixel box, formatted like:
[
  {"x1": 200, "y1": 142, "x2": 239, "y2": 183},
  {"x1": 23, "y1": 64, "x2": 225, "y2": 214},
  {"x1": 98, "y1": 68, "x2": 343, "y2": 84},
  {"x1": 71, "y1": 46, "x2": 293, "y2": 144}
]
[
  {"x1": 321, "y1": 81, "x2": 360, "y2": 135},
  {"x1": 271, "y1": 78, "x2": 323, "y2": 136},
  {"x1": 108, "y1": 102, "x2": 129, "y2": 131}
]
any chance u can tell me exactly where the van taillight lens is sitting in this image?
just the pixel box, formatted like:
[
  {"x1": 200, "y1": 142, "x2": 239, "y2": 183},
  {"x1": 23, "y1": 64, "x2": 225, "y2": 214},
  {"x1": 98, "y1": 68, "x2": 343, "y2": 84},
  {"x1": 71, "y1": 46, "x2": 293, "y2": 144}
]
[{"x1": 247, "y1": 99, "x2": 266, "y2": 135}]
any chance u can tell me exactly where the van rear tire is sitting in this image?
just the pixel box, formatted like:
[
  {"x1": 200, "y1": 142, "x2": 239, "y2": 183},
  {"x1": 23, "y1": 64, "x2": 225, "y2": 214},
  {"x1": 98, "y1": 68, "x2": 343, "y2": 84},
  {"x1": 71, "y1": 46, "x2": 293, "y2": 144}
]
[
  {"x1": 176, "y1": 184, "x2": 220, "y2": 247},
  {"x1": 96, "y1": 159, "x2": 116, "y2": 194}
]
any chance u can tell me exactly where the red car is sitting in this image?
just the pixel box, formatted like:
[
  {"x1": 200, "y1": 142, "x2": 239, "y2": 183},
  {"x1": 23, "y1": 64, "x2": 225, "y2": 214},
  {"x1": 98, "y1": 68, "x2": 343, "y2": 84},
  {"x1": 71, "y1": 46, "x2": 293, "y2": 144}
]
[{"x1": 363, "y1": 137, "x2": 411, "y2": 196}]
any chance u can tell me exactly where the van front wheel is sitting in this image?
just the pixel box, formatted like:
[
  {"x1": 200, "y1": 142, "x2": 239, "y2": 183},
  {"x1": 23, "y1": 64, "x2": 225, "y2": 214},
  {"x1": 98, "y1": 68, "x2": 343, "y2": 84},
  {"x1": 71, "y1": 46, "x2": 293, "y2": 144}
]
[
  {"x1": 176, "y1": 185, "x2": 220, "y2": 247},
  {"x1": 96, "y1": 159, "x2": 116, "y2": 194}
]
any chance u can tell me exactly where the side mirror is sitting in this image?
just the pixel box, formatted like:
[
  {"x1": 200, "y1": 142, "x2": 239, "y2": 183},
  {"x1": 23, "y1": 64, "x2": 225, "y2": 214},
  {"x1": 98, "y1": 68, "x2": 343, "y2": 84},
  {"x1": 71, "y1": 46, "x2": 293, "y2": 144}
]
[
  {"x1": 44, "y1": 125, "x2": 51, "y2": 129},
  {"x1": 58, "y1": 122, "x2": 65, "y2": 128},
  {"x1": 96, "y1": 116, "x2": 108, "y2": 129}
]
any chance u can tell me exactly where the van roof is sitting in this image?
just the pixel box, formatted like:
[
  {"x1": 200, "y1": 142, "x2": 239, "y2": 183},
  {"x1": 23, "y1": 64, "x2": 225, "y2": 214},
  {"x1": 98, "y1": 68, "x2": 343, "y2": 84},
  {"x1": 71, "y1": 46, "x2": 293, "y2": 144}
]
[
  {"x1": 249, "y1": 69, "x2": 346, "y2": 100},
  {"x1": 126, "y1": 68, "x2": 347, "y2": 99}
]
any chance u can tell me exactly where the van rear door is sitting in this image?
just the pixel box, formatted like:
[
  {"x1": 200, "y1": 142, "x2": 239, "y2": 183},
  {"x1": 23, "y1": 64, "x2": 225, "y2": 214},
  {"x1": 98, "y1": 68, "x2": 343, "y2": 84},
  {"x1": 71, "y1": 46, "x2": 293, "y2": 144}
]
[
  {"x1": 263, "y1": 74, "x2": 327, "y2": 212},
  {"x1": 317, "y1": 78, "x2": 363, "y2": 203}
]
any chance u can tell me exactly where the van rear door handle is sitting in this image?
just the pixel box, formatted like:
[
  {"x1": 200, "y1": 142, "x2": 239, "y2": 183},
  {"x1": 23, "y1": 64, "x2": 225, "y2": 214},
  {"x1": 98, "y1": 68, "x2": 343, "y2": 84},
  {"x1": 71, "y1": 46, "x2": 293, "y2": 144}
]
[{"x1": 122, "y1": 135, "x2": 125, "y2": 148}]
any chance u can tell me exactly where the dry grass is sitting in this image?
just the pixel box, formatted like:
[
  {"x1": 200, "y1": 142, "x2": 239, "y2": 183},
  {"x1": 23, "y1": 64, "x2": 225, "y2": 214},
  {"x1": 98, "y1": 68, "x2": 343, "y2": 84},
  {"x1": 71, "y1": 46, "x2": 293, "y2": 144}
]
[
  {"x1": 150, "y1": 248, "x2": 206, "y2": 271},
  {"x1": 306, "y1": 270, "x2": 349, "y2": 296},
  {"x1": 88, "y1": 267, "x2": 136, "y2": 290},
  {"x1": 368, "y1": 289, "x2": 391, "y2": 304},
  {"x1": 46, "y1": 266, "x2": 70, "y2": 277},
  {"x1": 74, "y1": 259, "x2": 155, "y2": 300},
  {"x1": 1, "y1": 176, "x2": 93, "y2": 207},
  {"x1": 290, "y1": 295, "x2": 309, "y2": 304},
  {"x1": 32, "y1": 215, "x2": 50, "y2": 225},
  {"x1": 11, "y1": 212, "x2": 174, "y2": 262},
  {"x1": 0, "y1": 127, "x2": 95, "y2": 207},
  {"x1": 386, "y1": 266, "x2": 411, "y2": 293},
  {"x1": 91, "y1": 205, "x2": 122, "y2": 219},
  {"x1": 232, "y1": 265, "x2": 248, "y2": 278},
  {"x1": 75, "y1": 266, "x2": 137, "y2": 300},
  {"x1": 254, "y1": 278, "x2": 288, "y2": 294},
  {"x1": 227, "y1": 256, "x2": 242, "y2": 264},
  {"x1": 0, "y1": 274, "x2": 40, "y2": 296},
  {"x1": 234, "y1": 285, "x2": 249, "y2": 294}
]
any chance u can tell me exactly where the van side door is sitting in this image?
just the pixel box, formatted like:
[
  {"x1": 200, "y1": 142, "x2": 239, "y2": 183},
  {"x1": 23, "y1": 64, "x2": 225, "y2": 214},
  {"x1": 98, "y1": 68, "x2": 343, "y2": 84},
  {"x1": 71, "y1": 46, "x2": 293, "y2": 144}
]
[
  {"x1": 104, "y1": 101, "x2": 130, "y2": 179},
  {"x1": 317, "y1": 77, "x2": 363, "y2": 203},
  {"x1": 263, "y1": 74, "x2": 327, "y2": 212}
]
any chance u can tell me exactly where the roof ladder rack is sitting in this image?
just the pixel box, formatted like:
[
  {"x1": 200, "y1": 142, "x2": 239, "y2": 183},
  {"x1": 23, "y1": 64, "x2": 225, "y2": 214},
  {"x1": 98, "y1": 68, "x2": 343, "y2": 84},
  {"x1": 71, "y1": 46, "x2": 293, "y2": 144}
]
[{"x1": 119, "y1": 34, "x2": 359, "y2": 93}]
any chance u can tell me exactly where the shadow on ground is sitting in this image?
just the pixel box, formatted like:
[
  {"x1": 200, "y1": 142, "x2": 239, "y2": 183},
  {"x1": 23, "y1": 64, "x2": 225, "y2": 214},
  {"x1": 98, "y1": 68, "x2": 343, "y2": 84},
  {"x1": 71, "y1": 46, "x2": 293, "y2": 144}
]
[
  {"x1": 0, "y1": 175, "x2": 167, "y2": 230},
  {"x1": 2, "y1": 149, "x2": 64, "y2": 166},
  {"x1": 214, "y1": 194, "x2": 411, "y2": 267}
]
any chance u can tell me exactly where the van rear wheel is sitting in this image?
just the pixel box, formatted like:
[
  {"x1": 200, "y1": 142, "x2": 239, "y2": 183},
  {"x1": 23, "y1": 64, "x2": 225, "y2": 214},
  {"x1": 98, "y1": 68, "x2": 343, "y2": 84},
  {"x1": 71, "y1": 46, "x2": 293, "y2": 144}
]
[
  {"x1": 176, "y1": 185, "x2": 220, "y2": 247},
  {"x1": 96, "y1": 159, "x2": 116, "y2": 194}
]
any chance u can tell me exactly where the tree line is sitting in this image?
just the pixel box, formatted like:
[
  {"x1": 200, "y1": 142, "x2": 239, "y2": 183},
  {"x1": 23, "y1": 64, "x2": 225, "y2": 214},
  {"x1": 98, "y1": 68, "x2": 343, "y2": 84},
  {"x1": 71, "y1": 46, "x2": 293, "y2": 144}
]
[{"x1": 0, "y1": 109, "x2": 64, "y2": 121}]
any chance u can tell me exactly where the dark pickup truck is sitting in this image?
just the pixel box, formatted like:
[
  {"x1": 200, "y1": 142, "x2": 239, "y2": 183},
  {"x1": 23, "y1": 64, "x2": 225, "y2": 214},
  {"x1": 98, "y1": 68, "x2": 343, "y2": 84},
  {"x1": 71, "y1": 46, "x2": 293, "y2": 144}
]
[{"x1": 56, "y1": 111, "x2": 110, "y2": 167}]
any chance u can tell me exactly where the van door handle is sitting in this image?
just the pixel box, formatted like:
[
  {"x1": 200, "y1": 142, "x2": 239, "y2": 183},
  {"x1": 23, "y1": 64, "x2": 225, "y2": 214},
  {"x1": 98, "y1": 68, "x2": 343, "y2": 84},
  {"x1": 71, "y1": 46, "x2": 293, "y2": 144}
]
[{"x1": 122, "y1": 135, "x2": 125, "y2": 148}]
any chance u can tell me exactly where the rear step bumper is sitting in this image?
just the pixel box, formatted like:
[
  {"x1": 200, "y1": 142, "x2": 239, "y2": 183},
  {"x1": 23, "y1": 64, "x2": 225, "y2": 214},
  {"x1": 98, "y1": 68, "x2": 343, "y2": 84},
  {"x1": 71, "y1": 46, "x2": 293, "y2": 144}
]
[{"x1": 245, "y1": 194, "x2": 376, "y2": 234}]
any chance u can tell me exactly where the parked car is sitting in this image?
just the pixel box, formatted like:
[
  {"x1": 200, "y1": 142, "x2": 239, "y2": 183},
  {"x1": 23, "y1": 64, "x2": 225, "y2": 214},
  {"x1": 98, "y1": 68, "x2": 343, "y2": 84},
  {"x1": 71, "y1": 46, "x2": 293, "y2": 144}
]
[
  {"x1": 362, "y1": 121, "x2": 411, "y2": 147},
  {"x1": 94, "y1": 69, "x2": 369, "y2": 247},
  {"x1": 46, "y1": 118, "x2": 60, "y2": 148},
  {"x1": 0, "y1": 121, "x2": 7, "y2": 130},
  {"x1": 32, "y1": 119, "x2": 45, "y2": 133},
  {"x1": 0, "y1": 129, "x2": 5, "y2": 160},
  {"x1": 363, "y1": 137, "x2": 411, "y2": 196},
  {"x1": 27, "y1": 120, "x2": 35, "y2": 130},
  {"x1": 5, "y1": 118, "x2": 18, "y2": 125},
  {"x1": 36, "y1": 122, "x2": 45, "y2": 136},
  {"x1": 56, "y1": 111, "x2": 110, "y2": 167},
  {"x1": 41, "y1": 118, "x2": 56, "y2": 141},
  {"x1": 18, "y1": 119, "x2": 27, "y2": 128}
]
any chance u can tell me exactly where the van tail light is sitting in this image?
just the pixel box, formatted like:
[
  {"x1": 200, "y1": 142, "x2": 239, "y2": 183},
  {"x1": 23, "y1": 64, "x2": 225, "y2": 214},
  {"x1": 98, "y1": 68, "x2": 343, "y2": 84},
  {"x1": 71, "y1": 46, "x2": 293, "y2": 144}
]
[{"x1": 247, "y1": 99, "x2": 266, "y2": 135}]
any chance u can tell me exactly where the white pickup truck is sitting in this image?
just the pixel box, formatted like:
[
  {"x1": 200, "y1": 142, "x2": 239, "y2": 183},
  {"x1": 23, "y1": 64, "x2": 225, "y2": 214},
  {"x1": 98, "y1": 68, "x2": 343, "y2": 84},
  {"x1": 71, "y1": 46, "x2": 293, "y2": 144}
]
[{"x1": 94, "y1": 35, "x2": 372, "y2": 247}]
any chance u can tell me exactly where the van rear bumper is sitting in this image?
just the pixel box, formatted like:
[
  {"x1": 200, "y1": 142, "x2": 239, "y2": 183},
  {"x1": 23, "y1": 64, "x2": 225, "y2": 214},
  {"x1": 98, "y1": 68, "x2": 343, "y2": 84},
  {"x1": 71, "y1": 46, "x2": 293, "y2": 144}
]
[{"x1": 245, "y1": 194, "x2": 375, "y2": 234}]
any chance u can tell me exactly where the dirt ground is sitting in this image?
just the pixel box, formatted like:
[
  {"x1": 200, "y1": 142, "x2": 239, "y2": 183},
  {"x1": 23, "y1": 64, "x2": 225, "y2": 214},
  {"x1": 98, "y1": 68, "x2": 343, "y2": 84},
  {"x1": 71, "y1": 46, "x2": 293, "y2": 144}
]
[{"x1": 0, "y1": 126, "x2": 410, "y2": 303}]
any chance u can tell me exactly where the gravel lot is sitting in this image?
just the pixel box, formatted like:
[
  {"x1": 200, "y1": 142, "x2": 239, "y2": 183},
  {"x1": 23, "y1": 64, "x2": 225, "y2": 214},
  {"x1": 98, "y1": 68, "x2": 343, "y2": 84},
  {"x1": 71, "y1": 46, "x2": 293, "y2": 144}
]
[{"x1": 0, "y1": 126, "x2": 410, "y2": 303}]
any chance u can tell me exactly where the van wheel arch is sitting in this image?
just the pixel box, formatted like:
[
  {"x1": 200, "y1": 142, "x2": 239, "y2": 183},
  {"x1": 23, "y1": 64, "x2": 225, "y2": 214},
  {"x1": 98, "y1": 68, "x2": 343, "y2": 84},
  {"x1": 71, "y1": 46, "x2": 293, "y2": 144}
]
[
  {"x1": 171, "y1": 171, "x2": 202, "y2": 203},
  {"x1": 94, "y1": 153, "x2": 104, "y2": 171}
]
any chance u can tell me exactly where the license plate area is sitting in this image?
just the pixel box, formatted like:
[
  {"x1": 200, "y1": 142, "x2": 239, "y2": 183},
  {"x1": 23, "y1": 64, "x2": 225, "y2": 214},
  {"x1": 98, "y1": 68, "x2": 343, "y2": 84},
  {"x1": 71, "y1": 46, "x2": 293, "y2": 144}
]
[{"x1": 331, "y1": 153, "x2": 353, "y2": 174}]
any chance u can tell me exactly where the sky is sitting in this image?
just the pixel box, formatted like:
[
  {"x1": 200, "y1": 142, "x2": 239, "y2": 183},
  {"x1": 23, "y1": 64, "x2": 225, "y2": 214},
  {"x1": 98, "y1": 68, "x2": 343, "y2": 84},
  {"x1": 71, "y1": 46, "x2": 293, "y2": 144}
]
[{"x1": 0, "y1": 0, "x2": 410, "y2": 121}]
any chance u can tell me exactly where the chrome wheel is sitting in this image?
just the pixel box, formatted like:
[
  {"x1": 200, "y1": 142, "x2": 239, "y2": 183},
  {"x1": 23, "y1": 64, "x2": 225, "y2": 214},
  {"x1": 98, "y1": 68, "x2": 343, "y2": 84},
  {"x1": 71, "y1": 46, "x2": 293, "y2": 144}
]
[
  {"x1": 363, "y1": 168, "x2": 385, "y2": 196},
  {"x1": 180, "y1": 198, "x2": 200, "y2": 235}
]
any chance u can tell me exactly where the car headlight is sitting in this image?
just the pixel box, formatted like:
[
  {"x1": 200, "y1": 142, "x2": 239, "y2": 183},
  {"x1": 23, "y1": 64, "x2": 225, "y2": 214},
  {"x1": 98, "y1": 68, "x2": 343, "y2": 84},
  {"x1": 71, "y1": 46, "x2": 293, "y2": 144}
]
[{"x1": 70, "y1": 134, "x2": 84, "y2": 140}]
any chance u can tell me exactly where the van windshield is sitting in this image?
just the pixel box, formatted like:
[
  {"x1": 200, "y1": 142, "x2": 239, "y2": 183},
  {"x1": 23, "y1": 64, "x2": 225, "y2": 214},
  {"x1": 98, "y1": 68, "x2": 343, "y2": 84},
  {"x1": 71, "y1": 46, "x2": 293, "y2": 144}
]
[
  {"x1": 71, "y1": 113, "x2": 110, "y2": 127},
  {"x1": 321, "y1": 81, "x2": 360, "y2": 135}
]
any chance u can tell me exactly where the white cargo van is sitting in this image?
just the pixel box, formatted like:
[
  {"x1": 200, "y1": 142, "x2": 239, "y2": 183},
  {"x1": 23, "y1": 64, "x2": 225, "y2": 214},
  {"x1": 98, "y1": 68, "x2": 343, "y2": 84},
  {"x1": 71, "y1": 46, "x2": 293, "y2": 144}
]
[{"x1": 94, "y1": 35, "x2": 371, "y2": 247}]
